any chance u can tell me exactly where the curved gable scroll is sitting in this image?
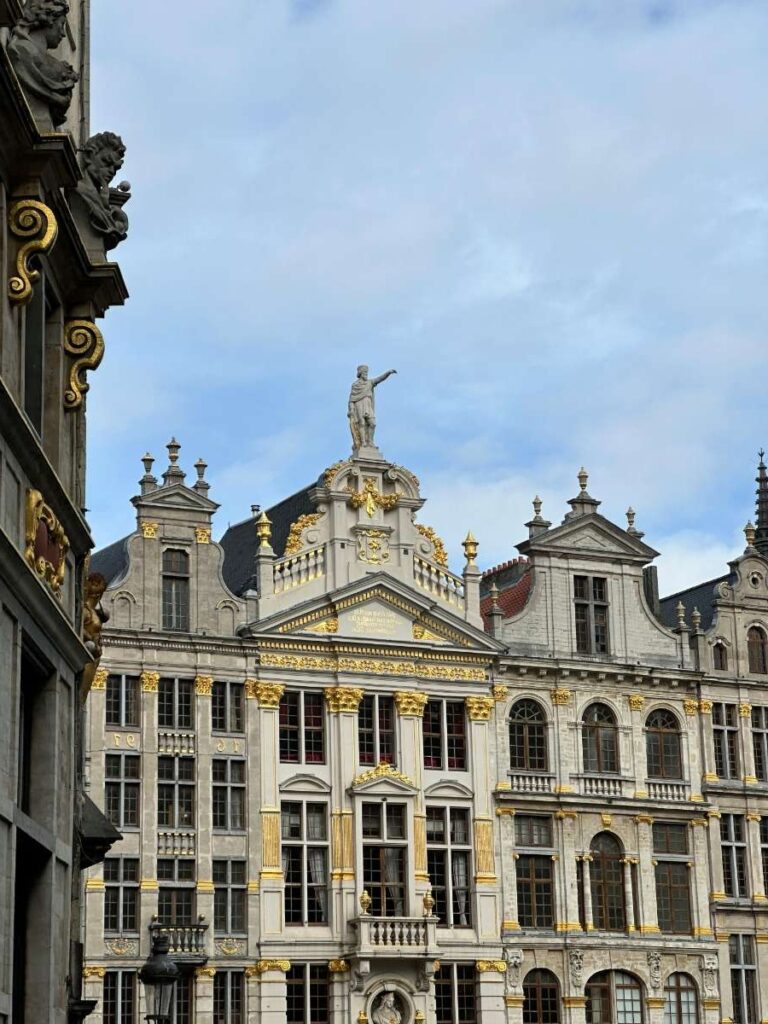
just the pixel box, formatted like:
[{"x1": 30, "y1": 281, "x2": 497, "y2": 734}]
[{"x1": 280, "y1": 773, "x2": 332, "y2": 795}]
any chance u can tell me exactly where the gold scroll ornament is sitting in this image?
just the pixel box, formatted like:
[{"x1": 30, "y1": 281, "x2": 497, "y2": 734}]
[
  {"x1": 8, "y1": 199, "x2": 58, "y2": 304},
  {"x1": 63, "y1": 321, "x2": 105, "y2": 410}
]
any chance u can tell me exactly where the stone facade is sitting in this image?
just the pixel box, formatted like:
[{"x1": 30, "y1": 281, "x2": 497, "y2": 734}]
[
  {"x1": 0, "y1": 2, "x2": 127, "y2": 1022},
  {"x1": 83, "y1": 445, "x2": 768, "y2": 1023}
]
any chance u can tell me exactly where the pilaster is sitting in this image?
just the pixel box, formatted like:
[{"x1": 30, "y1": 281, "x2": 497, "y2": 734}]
[
  {"x1": 140, "y1": 670, "x2": 160, "y2": 956},
  {"x1": 194, "y1": 966, "x2": 215, "y2": 1022},
  {"x1": 497, "y1": 809, "x2": 519, "y2": 933},
  {"x1": 245, "y1": 680, "x2": 262, "y2": 944},
  {"x1": 256, "y1": 960, "x2": 289, "y2": 1024},
  {"x1": 194, "y1": 674, "x2": 213, "y2": 943},
  {"x1": 550, "y1": 688, "x2": 574, "y2": 794},
  {"x1": 476, "y1": 961, "x2": 508, "y2": 1024},
  {"x1": 633, "y1": 814, "x2": 659, "y2": 934},
  {"x1": 699, "y1": 700, "x2": 718, "y2": 786},
  {"x1": 707, "y1": 811, "x2": 726, "y2": 899},
  {"x1": 253, "y1": 682, "x2": 285, "y2": 938},
  {"x1": 394, "y1": 691, "x2": 427, "y2": 885},
  {"x1": 329, "y1": 959, "x2": 351, "y2": 1023},
  {"x1": 683, "y1": 698, "x2": 704, "y2": 801},
  {"x1": 747, "y1": 813, "x2": 766, "y2": 901},
  {"x1": 325, "y1": 686, "x2": 362, "y2": 931},
  {"x1": 740, "y1": 702, "x2": 758, "y2": 785},
  {"x1": 690, "y1": 818, "x2": 713, "y2": 936},
  {"x1": 555, "y1": 810, "x2": 581, "y2": 933}
]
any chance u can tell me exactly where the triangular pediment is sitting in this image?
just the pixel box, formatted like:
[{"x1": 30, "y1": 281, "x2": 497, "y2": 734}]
[
  {"x1": 247, "y1": 574, "x2": 502, "y2": 652},
  {"x1": 350, "y1": 763, "x2": 418, "y2": 793},
  {"x1": 519, "y1": 514, "x2": 658, "y2": 563},
  {"x1": 132, "y1": 485, "x2": 219, "y2": 514}
]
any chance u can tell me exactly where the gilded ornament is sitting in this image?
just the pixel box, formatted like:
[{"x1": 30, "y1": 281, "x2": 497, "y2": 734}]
[
  {"x1": 284, "y1": 512, "x2": 324, "y2": 555},
  {"x1": 82, "y1": 966, "x2": 106, "y2": 979},
  {"x1": 323, "y1": 460, "x2": 349, "y2": 487},
  {"x1": 423, "y1": 888, "x2": 435, "y2": 915},
  {"x1": 307, "y1": 617, "x2": 338, "y2": 634},
  {"x1": 195, "y1": 966, "x2": 217, "y2": 978},
  {"x1": 25, "y1": 489, "x2": 68, "y2": 596},
  {"x1": 551, "y1": 688, "x2": 571, "y2": 705},
  {"x1": 140, "y1": 521, "x2": 158, "y2": 539},
  {"x1": 466, "y1": 695, "x2": 494, "y2": 721},
  {"x1": 414, "y1": 523, "x2": 448, "y2": 567},
  {"x1": 359, "y1": 890, "x2": 372, "y2": 914},
  {"x1": 245, "y1": 678, "x2": 259, "y2": 699},
  {"x1": 8, "y1": 199, "x2": 58, "y2": 304},
  {"x1": 63, "y1": 321, "x2": 105, "y2": 410},
  {"x1": 324, "y1": 686, "x2": 364, "y2": 713},
  {"x1": 683, "y1": 699, "x2": 699, "y2": 716},
  {"x1": 84, "y1": 878, "x2": 104, "y2": 891},
  {"x1": 356, "y1": 527, "x2": 391, "y2": 565},
  {"x1": 747, "y1": 812, "x2": 763, "y2": 822},
  {"x1": 140, "y1": 671, "x2": 159, "y2": 693},
  {"x1": 253, "y1": 682, "x2": 285, "y2": 708},
  {"x1": 195, "y1": 527, "x2": 211, "y2": 544},
  {"x1": 352, "y1": 762, "x2": 415, "y2": 788},
  {"x1": 476, "y1": 961, "x2": 507, "y2": 973},
  {"x1": 462, "y1": 531, "x2": 479, "y2": 565},
  {"x1": 105, "y1": 938, "x2": 137, "y2": 956},
  {"x1": 474, "y1": 819, "x2": 495, "y2": 880},
  {"x1": 255, "y1": 960, "x2": 291, "y2": 975},
  {"x1": 196, "y1": 880, "x2": 215, "y2": 893},
  {"x1": 627, "y1": 694, "x2": 645, "y2": 711},
  {"x1": 92, "y1": 667, "x2": 108, "y2": 690},
  {"x1": 216, "y1": 939, "x2": 244, "y2": 956},
  {"x1": 412, "y1": 623, "x2": 443, "y2": 642},
  {"x1": 601, "y1": 814, "x2": 612, "y2": 828},
  {"x1": 195, "y1": 675, "x2": 213, "y2": 696},
  {"x1": 699, "y1": 699, "x2": 713, "y2": 714},
  {"x1": 244, "y1": 964, "x2": 261, "y2": 977},
  {"x1": 739, "y1": 702, "x2": 752, "y2": 717},
  {"x1": 492, "y1": 684, "x2": 509, "y2": 701},
  {"x1": 255, "y1": 511, "x2": 272, "y2": 548},
  {"x1": 394, "y1": 691, "x2": 428, "y2": 717},
  {"x1": 347, "y1": 477, "x2": 400, "y2": 518},
  {"x1": 634, "y1": 814, "x2": 654, "y2": 825},
  {"x1": 328, "y1": 959, "x2": 349, "y2": 973}
]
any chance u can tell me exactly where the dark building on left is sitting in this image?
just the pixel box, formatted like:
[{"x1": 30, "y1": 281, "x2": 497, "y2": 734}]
[{"x1": 0, "y1": 2, "x2": 130, "y2": 1021}]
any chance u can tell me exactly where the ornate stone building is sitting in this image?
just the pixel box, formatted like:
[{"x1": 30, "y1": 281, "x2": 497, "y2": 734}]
[
  {"x1": 82, "y1": 415, "x2": 768, "y2": 1021},
  {"x1": 0, "y1": 2, "x2": 129, "y2": 1022}
]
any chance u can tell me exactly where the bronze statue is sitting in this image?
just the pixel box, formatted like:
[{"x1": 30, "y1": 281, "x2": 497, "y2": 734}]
[
  {"x1": 348, "y1": 364, "x2": 396, "y2": 450},
  {"x1": 8, "y1": 0, "x2": 78, "y2": 128},
  {"x1": 75, "y1": 132, "x2": 130, "y2": 250}
]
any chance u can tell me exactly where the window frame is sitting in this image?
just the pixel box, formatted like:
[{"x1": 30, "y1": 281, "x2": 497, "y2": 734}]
[
  {"x1": 212, "y1": 758, "x2": 246, "y2": 832},
  {"x1": 361, "y1": 801, "x2": 408, "y2": 917},
  {"x1": 509, "y1": 699, "x2": 549, "y2": 773},
  {"x1": 721, "y1": 814, "x2": 749, "y2": 898},
  {"x1": 713, "y1": 702, "x2": 740, "y2": 780},
  {"x1": 103, "y1": 970, "x2": 137, "y2": 1024},
  {"x1": 752, "y1": 705, "x2": 768, "y2": 782},
  {"x1": 423, "y1": 699, "x2": 467, "y2": 771},
  {"x1": 729, "y1": 934, "x2": 757, "y2": 1024},
  {"x1": 157, "y1": 755, "x2": 196, "y2": 829},
  {"x1": 105, "y1": 752, "x2": 141, "y2": 829},
  {"x1": 523, "y1": 969, "x2": 560, "y2": 1024},
  {"x1": 652, "y1": 823, "x2": 691, "y2": 934},
  {"x1": 157, "y1": 857, "x2": 197, "y2": 927},
  {"x1": 585, "y1": 970, "x2": 644, "y2": 1024},
  {"x1": 582, "y1": 703, "x2": 620, "y2": 775},
  {"x1": 212, "y1": 681, "x2": 245, "y2": 734},
  {"x1": 281, "y1": 800, "x2": 330, "y2": 926},
  {"x1": 645, "y1": 708, "x2": 683, "y2": 781},
  {"x1": 213, "y1": 859, "x2": 247, "y2": 935},
  {"x1": 279, "y1": 690, "x2": 326, "y2": 764},
  {"x1": 663, "y1": 973, "x2": 698, "y2": 1024},
  {"x1": 158, "y1": 677, "x2": 194, "y2": 730},
  {"x1": 426, "y1": 805, "x2": 472, "y2": 927},
  {"x1": 106, "y1": 674, "x2": 140, "y2": 728},
  {"x1": 212, "y1": 969, "x2": 244, "y2": 1024},
  {"x1": 358, "y1": 693, "x2": 396, "y2": 766},
  {"x1": 747, "y1": 626, "x2": 768, "y2": 675},
  {"x1": 573, "y1": 574, "x2": 610, "y2": 655},
  {"x1": 103, "y1": 856, "x2": 140, "y2": 934},
  {"x1": 514, "y1": 814, "x2": 555, "y2": 930},
  {"x1": 162, "y1": 547, "x2": 190, "y2": 632},
  {"x1": 589, "y1": 833, "x2": 626, "y2": 933},
  {"x1": 434, "y1": 963, "x2": 477, "y2": 1024},
  {"x1": 286, "y1": 963, "x2": 330, "y2": 1024}
]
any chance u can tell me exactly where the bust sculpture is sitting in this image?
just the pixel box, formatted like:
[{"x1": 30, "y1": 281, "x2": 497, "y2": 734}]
[
  {"x1": 348, "y1": 364, "x2": 396, "y2": 451},
  {"x1": 75, "y1": 132, "x2": 131, "y2": 250},
  {"x1": 7, "y1": 0, "x2": 79, "y2": 128},
  {"x1": 371, "y1": 992, "x2": 402, "y2": 1024}
]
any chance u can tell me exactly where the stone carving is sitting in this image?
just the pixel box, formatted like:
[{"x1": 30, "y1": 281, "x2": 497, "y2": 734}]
[
  {"x1": 371, "y1": 992, "x2": 403, "y2": 1024},
  {"x1": 8, "y1": 199, "x2": 58, "y2": 305},
  {"x1": 63, "y1": 320, "x2": 105, "y2": 410},
  {"x1": 75, "y1": 132, "x2": 131, "y2": 251},
  {"x1": 81, "y1": 571, "x2": 109, "y2": 694},
  {"x1": 348, "y1": 365, "x2": 396, "y2": 450},
  {"x1": 568, "y1": 949, "x2": 584, "y2": 989},
  {"x1": 647, "y1": 951, "x2": 662, "y2": 990},
  {"x1": 105, "y1": 937, "x2": 138, "y2": 957},
  {"x1": 7, "y1": 0, "x2": 78, "y2": 127},
  {"x1": 505, "y1": 949, "x2": 523, "y2": 988},
  {"x1": 701, "y1": 954, "x2": 719, "y2": 998}
]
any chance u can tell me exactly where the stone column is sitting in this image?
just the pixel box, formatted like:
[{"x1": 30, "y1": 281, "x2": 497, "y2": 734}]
[
  {"x1": 497, "y1": 809, "x2": 519, "y2": 934},
  {"x1": 689, "y1": 819, "x2": 712, "y2": 937},
  {"x1": 394, "y1": 691, "x2": 428, "y2": 895},
  {"x1": 245, "y1": 680, "x2": 262, "y2": 949},
  {"x1": 746, "y1": 813, "x2": 766, "y2": 902},
  {"x1": 256, "y1": 960, "x2": 289, "y2": 1024},
  {"x1": 194, "y1": 966, "x2": 215, "y2": 1021},
  {"x1": 325, "y1": 686, "x2": 363, "y2": 930},
  {"x1": 699, "y1": 699, "x2": 718, "y2": 787},
  {"x1": 555, "y1": 811, "x2": 581, "y2": 933},
  {"x1": 621, "y1": 858, "x2": 636, "y2": 933},
  {"x1": 551, "y1": 687, "x2": 574, "y2": 795},
  {"x1": 252, "y1": 683, "x2": 285, "y2": 940},
  {"x1": 706, "y1": 811, "x2": 726, "y2": 901},
  {"x1": 627, "y1": 695, "x2": 647, "y2": 797},
  {"x1": 82, "y1": 966, "x2": 106, "y2": 1023},
  {"x1": 579, "y1": 856, "x2": 594, "y2": 932},
  {"x1": 140, "y1": 670, "x2": 160, "y2": 956},
  {"x1": 740, "y1": 701, "x2": 758, "y2": 785},
  {"x1": 328, "y1": 959, "x2": 351, "y2": 1023},
  {"x1": 467, "y1": 695, "x2": 499, "y2": 942},
  {"x1": 476, "y1": 961, "x2": 508, "y2": 1024},
  {"x1": 562, "y1": 995, "x2": 587, "y2": 1024},
  {"x1": 194, "y1": 674, "x2": 214, "y2": 956},
  {"x1": 245, "y1": 963, "x2": 260, "y2": 1023},
  {"x1": 633, "y1": 814, "x2": 659, "y2": 935},
  {"x1": 683, "y1": 698, "x2": 704, "y2": 801}
]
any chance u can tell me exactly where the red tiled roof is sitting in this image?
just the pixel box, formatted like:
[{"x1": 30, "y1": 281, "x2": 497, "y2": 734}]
[{"x1": 480, "y1": 569, "x2": 532, "y2": 629}]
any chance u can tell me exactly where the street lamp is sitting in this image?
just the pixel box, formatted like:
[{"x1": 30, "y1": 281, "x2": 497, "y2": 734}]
[{"x1": 139, "y1": 933, "x2": 179, "y2": 1023}]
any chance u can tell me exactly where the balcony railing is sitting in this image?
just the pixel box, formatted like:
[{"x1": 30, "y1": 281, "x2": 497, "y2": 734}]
[
  {"x1": 157, "y1": 830, "x2": 196, "y2": 856},
  {"x1": 149, "y1": 918, "x2": 208, "y2": 960},
  {"x1": 273, "y1": 546, "x2": 326, "y2": 593},
  {"x1": 413, "y1": 557, "x2": 465, "y2": 608},
  {"x1": 158, "y1": 730, "x2": 195, "y2": 755},
  {"x1": 647, "y1": 780, "x2": 689, "y2": 801},
  {"x1": 578, "y1": 775, "x2": 624, "y2": 797},
  {"x1": 354, "y1": 915, "x2": 439, "y2": 957},
  {"x1": 507, "y1": 772, "x2": 555, "y2": 794}
]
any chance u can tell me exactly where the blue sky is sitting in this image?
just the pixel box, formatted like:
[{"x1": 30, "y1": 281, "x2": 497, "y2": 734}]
[{"x1": 87, "y1": 1, "x2": 768, "y2": 594}]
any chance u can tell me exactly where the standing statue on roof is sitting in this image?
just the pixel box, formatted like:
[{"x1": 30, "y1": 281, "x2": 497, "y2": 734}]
[{"x1": 348, "y1": 364, "x2": 396, "y2": 451}]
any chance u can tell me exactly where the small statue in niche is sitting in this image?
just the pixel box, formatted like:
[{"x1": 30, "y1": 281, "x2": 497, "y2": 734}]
[
  {"x1": 371, "y1": 992, "x2": 402, "y2": 1024},
  {"x1": 7, "y1": 0, "x2": 79, "y2": 128},
  {"x1": 75, "y1": 132, "x2": 131, "y2": 251}
]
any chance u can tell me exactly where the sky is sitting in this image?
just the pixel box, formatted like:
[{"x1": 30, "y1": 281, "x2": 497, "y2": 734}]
[{"x1": 87, "y1": 0, "x2": 768, "y2": 595}]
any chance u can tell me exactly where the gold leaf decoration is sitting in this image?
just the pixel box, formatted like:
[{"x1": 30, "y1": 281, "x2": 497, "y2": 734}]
[
  {"x1": 63, "y1": 321, "x2": 105, "y2": 410},
  {"x1": 8, "y1": 199, "x2": 58, "y2": 304},
  {"x1": 284, "y1": 513, "x2": 324, "y2": 555}
]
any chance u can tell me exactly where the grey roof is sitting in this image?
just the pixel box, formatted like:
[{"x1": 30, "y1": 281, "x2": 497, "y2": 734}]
[
  {"x1": 219, "y1": 485, "x2": 315, "y2": 596},
  {"x1": 659, "y1": 573, "x2": 732, "y2": 631},
  {"x1": 91, "y1": 536, "x2": 130, "y2": 587}
]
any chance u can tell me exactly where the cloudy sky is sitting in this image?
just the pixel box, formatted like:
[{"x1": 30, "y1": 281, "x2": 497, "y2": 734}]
[{"x1": 87, "y1": 0, "x2": 767, "y2": 594}]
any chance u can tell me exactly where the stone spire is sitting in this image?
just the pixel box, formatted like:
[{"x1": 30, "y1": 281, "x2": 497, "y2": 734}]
[
  {"x1": 162, "y1": 437, "x2": 186, "y2": 486},
  {"x1": 754, "y1": 450, "x2": 768, "y2": 557}
]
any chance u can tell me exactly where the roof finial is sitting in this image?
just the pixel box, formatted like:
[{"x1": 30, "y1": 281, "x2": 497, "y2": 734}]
[
  {"x1": 140, "y1": 452, "x2": 157, "y2": 495},
  {"x1": 462, "y1": 530, "x2": 479, "y2": 567},
  {"x1": 578, "y1": 467, "x2": 589, "y2": 493},
  {"x1": 162, "y1": 437, "x2": 186, "y2": 486},
  {"x1": 193, "y1": 458, "x2": 210, "y2": 496},
  {"x1": 691, "y1": 607, "x2": 702, "y2": 632},
  {"x1": 754, "y1": 450, "x2": 768, "y2": 557},
  {"x1": 532, "y1": 495, "x2": 543, "y2": 519},
  {"x1": 745, "y1": 520, "x2": 756, "y2": 551}
]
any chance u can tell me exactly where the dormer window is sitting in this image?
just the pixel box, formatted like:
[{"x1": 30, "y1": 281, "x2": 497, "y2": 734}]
[
  {"x1": 573, "y1": 575, "x2": 609, "y2": 654},
  {"x1": 162, "y1": 548, "x2": 189, "y2": 631},
  {"x1": 748, "y1": 627, "x2": 768, "y2": 675},
  {"x1": 713, "y1": 642, "x2": 728, "y2": 672}
]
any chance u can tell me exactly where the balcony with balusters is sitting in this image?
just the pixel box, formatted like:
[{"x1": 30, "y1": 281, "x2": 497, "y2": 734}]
[
  {"x1": 352, "y1": 890, "x2": 440, "y2": 958},
  {"x1": 149, "y1": 916, "x2": 209, "y2": 963}
]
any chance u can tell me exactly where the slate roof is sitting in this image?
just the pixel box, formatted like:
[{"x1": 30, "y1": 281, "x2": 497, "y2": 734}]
[
  {"x1": 219, "y1": 484, "x2": 315, "y2": 596},
  {"x1": 91, "y1": 536, "x2": 130, "y2": 587},
  {"x1": 659, "y1": 573, "x2": 732, "y2": 632}
]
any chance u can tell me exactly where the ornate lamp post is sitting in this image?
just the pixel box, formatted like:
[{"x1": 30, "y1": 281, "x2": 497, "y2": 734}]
[{"x1": 139, "y1": 934, "x2": 179, "y2": 1023}]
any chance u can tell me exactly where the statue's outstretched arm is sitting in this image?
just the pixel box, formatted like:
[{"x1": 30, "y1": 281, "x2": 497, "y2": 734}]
[{"x1": 371, "y1": 369, "x2": 397, "y2": 387}]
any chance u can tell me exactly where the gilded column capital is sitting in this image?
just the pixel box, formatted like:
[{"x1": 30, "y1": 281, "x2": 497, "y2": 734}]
[
  {"x1": 195, "y1": 527, "x2": 212, "y2": 544},
  {"x1": 466, "y1": 695, "x2": 494, "y2": 721},
  {"x1": 140, "y1": 671, "x2": 160, "y2": 693},
  {"x1": 627, "y1": 694, "x2": 645, "y2": 711},
  {"x1": 739, "y1": 702, "x2": 752, "y2": 717},
  {"x1": 328, "y1": 959, "x2": 349, "y2": 973},
  {"x1": 683, "y1": 699, "x2": 699, "y2": 716},
  {"x1": 140, "y1": 521, "x2": 158, "y2": 539},
  {"x1": 82, "y1": 966, "x2": 106, "y2": 979},
  {"x1": 253, "y1": 682, "x2": 285, "y2": 708},
  {"x1": 195, "y1": 966, "x2": 216, "y2": 978},
  {"x1": 8, "y1": 199, "x2": 58, "y2": 305},
  {"x1": 476, "y1": 960, "x2": 507, "y2": 973},
  {"x1": 492, "y1": 684, "x2": 509, "y2": 701},
  {"x1": 324, "y1": 686, "x2": 364, "y2": 713},
  {"x1": 394, "y1": 690, "x2": 428, "y2": 717},
  {"x1": 699, "y1": 699, "x2": 713, "y2": 714},
  {"x1": 634, "y1": 814, "x2": 654, "y2": 826},
  {"x1": 551, "y1": 687, "x2": 571, "y2": 705},
  {"x1": 256, "y1": 959, "x2": 290, "y2": 974},
  {"x1": 195, "y1": 675, "x2": 213, "y2": 696},
  {"x1": 92, "y1": 667, "x2": 109, "y2": 690}
]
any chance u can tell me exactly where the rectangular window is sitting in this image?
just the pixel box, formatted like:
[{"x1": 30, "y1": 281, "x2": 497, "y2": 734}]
[
  {"x1": 574, "y1": 575, "x2": 610, "y2": 654},
  {"x1": 652, "y1": 821, "x2": 692, "y2": 934},
  {"x1": 721, "y1": 814, "x2": 748, "y2": 898},
  {"x1": 358, "y1": 694, "x2": 396, "y2": 765},
  {"x1": 279, "y1": 691, "x2": 325, "y2": 764},
  {"x1": 106, "y1": 674, "x2": 140, "y2": 728},
  {"x1": 281, "y1": 802, "x2": 329, "y2": 925},
  {"x1": 426, "y1": 807, "x2": 472, "y2": 927},
  {"x1": 157, "y1": 858, "x2": 196, "y2": 926},
  {"x1": 729, "y1": 935, "x2": 757, "y2": 1024},
  {"x1": 104, "y1": 857, "x2": 140, "y2": 933},
  {"x1": 212, "y1": 759, "x2": 246, "y2": 831},
  {"x1": 105, "y1": 753, "x2": 140, "y2": 828},
  {"x1": 212, "y1": 970, "x2": 244, "y2": 1024},
  {"x1": 515, "y1": 814, "x2": 554, "y2": 930},
  {"x1": 172, "y1": 975, "x2": 193, "y2": 1024},
  {"x1": 286, "y1": 964, "x2": 330, "y2": 1024},
  {"x1": 713, "y1": 703, "x2": 740, "y2": 779},
  {"x1": 423, "y1": 699, "x2": 466, "y2": 771},
  {"x1": 435, "y1": 964, "x2": 476, "y2": 1024},
  {"x1": 761, "y1": 817, "x2": 768, "y2": 897},
  {"x1": 162, "y1": 548, "x2": 190, "y2": 632},
  {"x1": 158, "y1": 677, "x2": 194, "y2": 729},
  {"x1": 752, "y1": 705, "x2": 768, "y2": 782},
  {"x1": 103, "y1": 970, "x2": 137, "y2": 1024},
  {"x1": 515, "y1": 815, "x2": 553, "y2": 848},
  {"x1": 212, "y1": 681, "x2": 245, "y2": 733},
  {"x1": 213, "y1": 860, "x2": 247, "y2": 934},
  {"x1": 362, "y1": 801, "x2": 408, "y2": 916},
  {"x1": 157, "y1": 756, "x2": 196, "y2": 828}
]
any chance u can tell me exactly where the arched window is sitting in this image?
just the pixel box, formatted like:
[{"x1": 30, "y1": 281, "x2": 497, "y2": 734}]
[
  {"x1": 645, "y1": 709, "x2": 682, "y2": 780},
  {"x1": 585, "y1": 971, "x2": 643, "y2": 1024},
  {"x1": 748, "y1": 627, "x2": 768, "y2": 674},
  {"x1": 523, "y1": 969, "x2": 560, "y2": 1024},
  {"x1": 589, "y1": 833, "x2": 626, "y2": 932},
  {"x1": 713, "y1": 642, "x2": 728, "y2": 671},
  {"x1": 509, "y1": 700, "x2": 548, "y2": 772},
  {"x1": 663, "y1": 973, "x2": 698, "y2": 1024},
  {"x1": 582, "y1": 703, "x2": 619, "y2": 774},
  {"x1": 162, "y1": 548, "x2": 190, "y2": 631}
]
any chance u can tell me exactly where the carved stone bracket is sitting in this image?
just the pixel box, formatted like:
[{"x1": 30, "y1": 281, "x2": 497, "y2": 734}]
[
  {"x1": 63, "y1": 320, "x2": 105, "y2": 410},
  {"x1": 8, "y1": 199, "x2": 58, "y2": 304}
]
